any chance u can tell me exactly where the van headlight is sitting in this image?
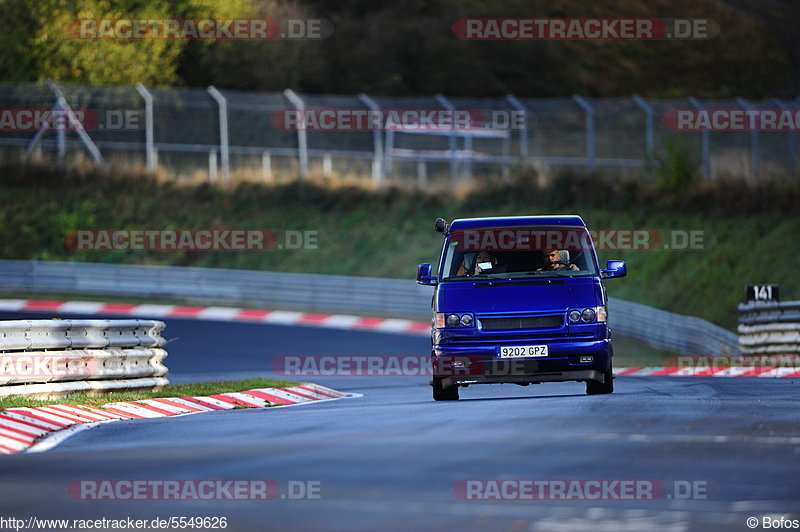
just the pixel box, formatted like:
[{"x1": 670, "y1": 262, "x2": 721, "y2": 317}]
[
  {"x1": 435, "y1": 313, "x2": 475, "y2": 328},
  {"x1": 569, "y1": 306, "x2": 606, "y2": 323}
]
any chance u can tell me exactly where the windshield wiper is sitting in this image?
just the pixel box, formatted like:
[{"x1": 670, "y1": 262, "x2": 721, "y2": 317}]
[
  {"x1": 511, "y1": 270, "x2": 587, "y2": 277},
  {"x1": 500, "y1": 271, "x2": 554, "y2": 277},
  {"x1": 442, "y1": 273, "x2": 512, "y2": 281}
]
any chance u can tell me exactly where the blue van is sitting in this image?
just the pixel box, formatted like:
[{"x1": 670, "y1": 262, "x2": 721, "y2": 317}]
[{"x1": 416, "y1": 216, "x2": 626, "y2": 401}]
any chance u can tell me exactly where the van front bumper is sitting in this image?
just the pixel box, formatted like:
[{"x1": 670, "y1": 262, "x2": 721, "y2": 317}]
[{"x1": 432, "y1": 338, "x2": 611, "y2": 388}]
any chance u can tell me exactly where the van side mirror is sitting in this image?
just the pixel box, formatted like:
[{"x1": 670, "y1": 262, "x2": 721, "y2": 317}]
[
  {"x1": 434, "y1": 218, "x2": 448, "y2": 234},
  {"x1": 602, "y1": 260, "x2": 627, "y2": 279},
  {"x1": 417, "y1": 263, "x2": 437, "y2": 285}
]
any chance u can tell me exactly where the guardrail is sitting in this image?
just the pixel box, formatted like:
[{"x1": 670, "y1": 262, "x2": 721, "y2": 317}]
[
  {"x1": 0, "y1": 260, "x2": 739, "y2": 356},
  {"x1": 608, "y1": 298, "x2": 740, "y2": 356},
  {"x1": 0, "y1": 318, "x2": 168, "y2": 398},
  {"x1": 738, "y1": 301, "x2": 800, "y2": 355},
  {"x1": 0, "y1": 260, "x2": 431, "y2": 318}
]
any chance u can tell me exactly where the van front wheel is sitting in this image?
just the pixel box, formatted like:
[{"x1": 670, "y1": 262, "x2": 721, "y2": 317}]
[
  {"x1": 432, "y1": 378, "x2": 459, "y2": 401},
  {"x1": 586, "y1": 367, "x2": 614, "y2": 395}
]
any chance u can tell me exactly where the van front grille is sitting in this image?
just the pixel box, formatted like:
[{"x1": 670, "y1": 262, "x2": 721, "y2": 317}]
[
  {"x1": 449, "y1": 333, "x2": 569, "y2": 343},
  {"x1": 479, "y1": 315, "x2": 564, "y2": 330}
]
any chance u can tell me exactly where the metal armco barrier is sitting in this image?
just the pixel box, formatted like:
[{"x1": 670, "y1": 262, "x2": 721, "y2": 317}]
[
  {"x1": 0, "y1": 318, "x2": 168, "y2": 398},
  {"x1": 738, "y1": 301, "x2": 800, "y2": 355},
  {"x1": 608, "y1": 297, "x2": 740, "y2": 356},
  {"x1": 0, "y1": 260, "x2": 738, "y2": 356},
  {"x1": 0, "y1": 260, "x2": 430, "y2": 318}
]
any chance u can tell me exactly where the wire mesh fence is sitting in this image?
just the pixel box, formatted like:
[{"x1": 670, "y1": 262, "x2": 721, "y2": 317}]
[{"x1": 0, "y1": 80, "x2": 797, "y2": 187}]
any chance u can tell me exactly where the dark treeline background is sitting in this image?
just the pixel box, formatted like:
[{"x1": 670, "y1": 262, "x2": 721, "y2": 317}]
[{"x1": 0, "y1": 0, "x2": 798, "y2": 98}]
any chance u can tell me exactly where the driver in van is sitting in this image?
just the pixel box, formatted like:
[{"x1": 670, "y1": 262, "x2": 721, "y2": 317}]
[{"x1": 540, "y1": 248, "x2": 579, "y2": 271}]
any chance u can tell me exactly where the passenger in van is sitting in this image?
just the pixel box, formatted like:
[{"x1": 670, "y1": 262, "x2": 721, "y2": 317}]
[
  {"x1": 457, "y1": 250, "x2": 504, "y2": 276},
  {"x1": 540, "y1": 249, "x2": 579, "y2": 271}
]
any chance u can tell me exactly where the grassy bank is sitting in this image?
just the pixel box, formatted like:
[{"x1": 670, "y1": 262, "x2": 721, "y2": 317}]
[
  {"x1": 1, "y1": 164, "x2": 798, "y2": 330},
  {"x1": 0, "y1": 378, "x2": 299, "y2": 409}
]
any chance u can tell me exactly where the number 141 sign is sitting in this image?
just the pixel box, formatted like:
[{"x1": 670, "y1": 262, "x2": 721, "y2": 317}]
[{"x1": 746, "y1": 284, "x2": 779, "y2": 302}]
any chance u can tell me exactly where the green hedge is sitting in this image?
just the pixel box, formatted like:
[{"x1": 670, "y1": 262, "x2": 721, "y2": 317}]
[{"x1": 1, "y1": 163, "x2": 798, "y2": 331}]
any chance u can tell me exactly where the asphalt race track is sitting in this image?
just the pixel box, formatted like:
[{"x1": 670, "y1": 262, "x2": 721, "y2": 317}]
[{"x1": 0, "y1": 312, "x2": 798, "y2": 531}]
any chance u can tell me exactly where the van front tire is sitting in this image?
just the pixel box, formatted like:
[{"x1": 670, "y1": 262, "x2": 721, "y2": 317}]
[
  {"x1": 586, "y1": 367, "x2": 614, "y2": 395},
  {"x1": 432, "y1": 378, "x2": 459, "y2": 401}
]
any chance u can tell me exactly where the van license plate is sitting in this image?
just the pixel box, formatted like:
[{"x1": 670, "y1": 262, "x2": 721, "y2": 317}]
[{"x1": 498, "y1": 345, "x2": 548, "y2": 358}]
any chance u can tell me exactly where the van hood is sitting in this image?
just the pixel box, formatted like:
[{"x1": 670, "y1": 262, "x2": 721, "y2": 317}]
[{"x1": 437, "y1": 276, "x2": 602, "y2": 315}]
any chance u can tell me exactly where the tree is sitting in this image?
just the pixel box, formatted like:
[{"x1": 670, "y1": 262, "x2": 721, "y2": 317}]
[{"x1": 0, "y1": 0, "x2": 253, "y2": 86}]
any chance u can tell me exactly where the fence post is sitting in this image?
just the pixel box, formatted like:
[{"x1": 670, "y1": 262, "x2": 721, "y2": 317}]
[
  {"x1": 688, "y1": 97, "x2": 710, "y2": 180},
  {"x1": 261, "y1": 150, "x2": 272, "y2": 181},
  {"x1": 436, "y1": 94, "x2": 460, "y2": 187},
  {"x1": 417, "y1": 159, "x2": 427, "y2": 188},
  {"x1": 209, "y1": 149, "x2": 218, "y2": 183},
  {"x1": 207, "y1": 86, "x2": 230, "y2": 186},
  {"x1": 772, "y1": 99, "x2": 797, "y2": 179},
  {"x1": 572, "y1": 95, "x2": 595, "y2": 172},
  {"x1": 501, "y1": 131, "x2": 510, "y2": 180},
  {"x1": 55, "y1": 98, "x2": 66, "y2": 169},
  {"x1": 505, "y1": 95, "x2": 529, "y2": 160},
  {"x1": 384, "y1": 127, "x2": 395, "y2": 174},
  {"x1": 358, "y1": 93, "x2": 384, "y2": 187},
  {"x1": 135, "y1": 83, "x2": 156, "y2": 173},
  {"x1": 284, "y1": 89, "x2": 308, "y2": 179},
  {"x1": 463, "y1": 135, "x2": 473, "y2": 180},
  {"x1": 26, "y1": 80, "x2": 107, "y2": 170},
  {"x1": 323, "y1": 153, "x2": 332, "y2": 178},
  {"x1": 632, "y1": 95, "x2": 655, "y2": 178},
  {"x1": 736, "y1": 97, "x2": 760, "y2": 178}
]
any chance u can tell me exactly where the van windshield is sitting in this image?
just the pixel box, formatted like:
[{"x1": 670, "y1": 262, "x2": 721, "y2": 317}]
[{"x1": 440, "y1": 226, "x2": 598, "y2": 281}]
